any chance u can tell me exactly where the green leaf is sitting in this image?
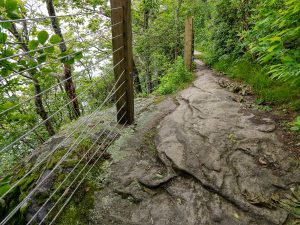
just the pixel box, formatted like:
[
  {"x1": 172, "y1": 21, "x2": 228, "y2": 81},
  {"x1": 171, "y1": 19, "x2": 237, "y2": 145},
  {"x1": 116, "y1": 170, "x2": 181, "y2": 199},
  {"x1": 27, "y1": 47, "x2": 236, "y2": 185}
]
[
  {"x1": 2, "y1": 102, "x2": 14, "y2": 110},
  {"x1": 0, "y1": 0, "x2": 5, "y2": 7},
  {"x1": 41, "y1": 67, "x2": 52, "y2": 73},
  {"x1": 44, "y1": 46, "x2": 55, "y2": 54},
  {"x1": 37, "y1": 55, "x2": 46, "y2": 64},
  {"x1": 28, "y1": 60, "x2": 37, "y2": 68},
  {"x1": 74, "y1": 51, "x2": 83, "y2": 60},
  {"x1": 5, "y1": 0, "x2": 17, "y2": 11},
  {"x1": 0, "y1": 32, "x2": 7, "y2": 43},
  {"x1": 7, "y1": 11, "x2": 20, "y2": 19},
  {"x1": 28, "y1": 40, "x2": 39, "y2": 50},
  {"x1": 291, "y1": 126, "x2": 300, "y2": 131},
  {"x1": 260, "y1": 52, "x2": 276, "y2": 63},
  {"x1": 1, "y1": 22, "x2": 12, "y2": 29},
  {"x1": 2, "y1": 48, "x2": 14, "y2": 57},
  {"x1": 61, "y1": 56, "x2": 75, "y2": 65},
  {"x1": 19, "y1": 59, "x2": 26, "y2": 66},
  {"x1": 268, "y1": 36, "x2": 281, "y2": 43},
  {"x1": 37, "y1": 30, "x2": 49, "y2": 44},
  {"x1": 281, "y1": 56, "x2": 294, "y2": 63},
  {"x1": 49, "y1": 34, "x2": 62, "y2": 44},
  {"x1": 0, "y1": 184, "x2": 10, "y2": 197},
  {"x1": 267, "y1": 44, "x2": 280, "y2": 53},
  {"x1": 1, "y1": 68, "x2": 10, "y2": 77}
]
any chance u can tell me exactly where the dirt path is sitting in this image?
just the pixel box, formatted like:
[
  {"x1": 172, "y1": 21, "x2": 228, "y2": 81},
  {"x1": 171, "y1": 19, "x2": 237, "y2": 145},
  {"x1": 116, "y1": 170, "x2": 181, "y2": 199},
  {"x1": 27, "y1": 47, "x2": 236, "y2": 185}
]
[{"x1": 89, "y1": 60, "x2": 300, "y2": 225}]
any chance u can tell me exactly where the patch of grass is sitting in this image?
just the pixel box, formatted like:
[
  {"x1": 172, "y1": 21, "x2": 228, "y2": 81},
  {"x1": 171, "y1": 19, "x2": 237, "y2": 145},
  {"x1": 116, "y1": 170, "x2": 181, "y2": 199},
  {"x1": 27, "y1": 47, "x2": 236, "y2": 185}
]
[
  {"x1": 281, "y1": 186, "x2": 300, "y2": 224},
  {"x1": 210, "y1": 55, "x2": 300, "y2": 111},
  {"x1": 290, "y1": 116, "x2": 300, "y2": 132}
]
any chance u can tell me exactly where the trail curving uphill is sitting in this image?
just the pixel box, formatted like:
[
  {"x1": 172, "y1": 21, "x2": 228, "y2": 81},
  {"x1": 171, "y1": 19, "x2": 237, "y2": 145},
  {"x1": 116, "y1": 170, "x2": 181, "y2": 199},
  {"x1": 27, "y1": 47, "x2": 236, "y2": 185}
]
[{"x1": 90, "y1": 59, "x2": 300, "y2": 225}]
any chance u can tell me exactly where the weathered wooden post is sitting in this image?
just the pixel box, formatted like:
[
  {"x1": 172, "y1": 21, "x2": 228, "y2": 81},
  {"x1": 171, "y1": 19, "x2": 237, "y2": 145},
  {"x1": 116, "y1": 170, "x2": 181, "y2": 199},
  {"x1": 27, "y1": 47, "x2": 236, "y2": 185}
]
[
  {"x1": 110, "y1": 0, "x2": 134, "y2": 124},
  {"x1": 184, "y1": 17, "x2": 194, "y2": 71}
]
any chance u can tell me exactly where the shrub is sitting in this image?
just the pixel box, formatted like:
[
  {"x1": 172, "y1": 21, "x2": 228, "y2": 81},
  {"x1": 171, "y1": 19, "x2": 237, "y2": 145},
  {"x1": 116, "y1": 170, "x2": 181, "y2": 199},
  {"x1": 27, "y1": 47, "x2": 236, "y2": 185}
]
[
  {"x1": 212, "y1": 55, "x2": 300, "y2": 109},
  {"x1": 157, "y1": 57, "x2": 192, "y2": 95}
]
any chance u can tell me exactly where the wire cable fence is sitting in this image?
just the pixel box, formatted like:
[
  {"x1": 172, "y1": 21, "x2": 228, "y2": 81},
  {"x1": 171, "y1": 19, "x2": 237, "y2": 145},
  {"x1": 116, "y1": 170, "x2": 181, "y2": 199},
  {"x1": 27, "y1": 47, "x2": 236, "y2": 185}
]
[
  {"x1": 1, "y1": 0, "x2": 194, "y2": 223},
  {"x1": 0, "y1": 1, "x2": 133, "y2": 224}
]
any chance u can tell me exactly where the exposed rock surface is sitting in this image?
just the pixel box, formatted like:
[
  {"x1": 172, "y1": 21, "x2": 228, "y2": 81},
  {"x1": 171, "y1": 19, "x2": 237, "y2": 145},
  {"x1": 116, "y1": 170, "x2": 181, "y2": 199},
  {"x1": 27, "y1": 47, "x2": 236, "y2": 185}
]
[{"x1": 89, "y1": 60, "x2": 300, "y2": 225}]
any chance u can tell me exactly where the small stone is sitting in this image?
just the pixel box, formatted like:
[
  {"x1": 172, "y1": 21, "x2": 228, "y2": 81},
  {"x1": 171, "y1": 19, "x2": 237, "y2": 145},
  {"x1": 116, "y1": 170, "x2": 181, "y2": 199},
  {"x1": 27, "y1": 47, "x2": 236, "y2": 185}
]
[
  {"x1": 233, "y1": 212, "x2": 240, "y2": 219},
  {"x1": 177, "y1": 198, "x2": 182, "y2": 205},
  {"x1": 258, "y1": 124, "x2": 276, "y2": 132},
  {"x1": 259, "y1": 157, "x2": 268, "y2": 165},
  {"x1": 154, "y1": 173, "x2": 164, "y2": 179},
  {"x1": 264, "y1": 152, "x2": 276, "y2": 164},
  {"x1": 262, "y1": 118, "x2": 273, "y2": 123}
]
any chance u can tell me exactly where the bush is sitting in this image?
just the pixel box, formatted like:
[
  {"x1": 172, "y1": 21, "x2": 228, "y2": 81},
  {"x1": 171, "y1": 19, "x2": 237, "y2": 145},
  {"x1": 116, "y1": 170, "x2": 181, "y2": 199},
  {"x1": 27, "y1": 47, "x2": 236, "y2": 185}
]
[
  {"x1": 247, "y1": 0, "x2": 300, "y2": 83},
  {"x1": 157, "y1": 57, "x2": 192, "y2": 95},
  {"x1": 212, "y1": 55, "x2": 300, "y2": 109}
]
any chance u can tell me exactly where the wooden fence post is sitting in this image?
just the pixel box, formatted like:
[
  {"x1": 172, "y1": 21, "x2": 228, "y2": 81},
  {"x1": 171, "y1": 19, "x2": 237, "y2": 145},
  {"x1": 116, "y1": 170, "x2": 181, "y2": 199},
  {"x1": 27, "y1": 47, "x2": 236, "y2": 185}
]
[
  {"x1": 184, "y1": 17, "x2": 193, "y2": 71},
  {"x1": 110, "y1": 0, "x2": 134, "y2": 124}
]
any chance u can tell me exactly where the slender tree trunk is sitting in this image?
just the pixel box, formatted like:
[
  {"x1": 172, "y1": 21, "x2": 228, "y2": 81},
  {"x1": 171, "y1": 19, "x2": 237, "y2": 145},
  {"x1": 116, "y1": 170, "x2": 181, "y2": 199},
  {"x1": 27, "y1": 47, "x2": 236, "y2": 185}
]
[
  {"x1": 45, "y1": 0, "x2": 81, "y2": 119},
  {"x1": 57, "y1": 78, "x2": 73, "y2": 120},
  {"x1": 33, "y1": 78, "x2": 55, "y2": 136},
  {"x1": 6, "y1": 21, "x2": 56, "y2": 136},
  {"x1": 174, "y1": 0, "x2": 182, "y2": 59},
  {"x1": 143, "y1": 4, "x2": 152, "y2": 93},
  {"x1": 144, "y1": 8, "x2": 150, "y2": 30}
]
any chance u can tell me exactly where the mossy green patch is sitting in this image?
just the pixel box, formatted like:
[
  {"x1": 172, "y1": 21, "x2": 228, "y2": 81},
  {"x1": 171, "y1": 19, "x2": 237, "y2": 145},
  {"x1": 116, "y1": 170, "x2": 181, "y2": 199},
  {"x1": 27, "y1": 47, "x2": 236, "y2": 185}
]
[
  {"x1": 153, "y1": 96, "x2": 165, "y2": 105},
  {"x1": 0, "y1": 184, "x2": 10, "y2": 198},
  {"x1": 48, "y1": 149, "x2": 68, "y2": 170},
  {"x1": 52, "y1": 166, "x2": 102, "y2": 225},
  {"x1": 143, "y1": 128, "x2": 157, "y2": 154},
  {"x1": 18, "y1": 174, "x2": 36, "y2": 192}
]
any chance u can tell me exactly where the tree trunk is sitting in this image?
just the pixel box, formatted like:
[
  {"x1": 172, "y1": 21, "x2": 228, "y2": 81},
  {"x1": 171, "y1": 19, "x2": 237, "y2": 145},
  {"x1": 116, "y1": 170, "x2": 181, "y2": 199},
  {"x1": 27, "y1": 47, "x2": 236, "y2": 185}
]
[
  {"x1": 33, "y1": 78, "x2": 56, "y2": 136},
  {"x1": 143, "y1": 8, "x2": 150, "y2": 30},
  {"x1": 174, "y1": 0, "x2": 182, "y2": 59},
  {"x1": 143, "y1": 3, "x2": 152, "y2": 93},
  {"x1": 45, "y1": 0, "x2": 81, "y2": 119},
  {"x1": 6, "y1": 21, "x2": 56, "y2": 136}
]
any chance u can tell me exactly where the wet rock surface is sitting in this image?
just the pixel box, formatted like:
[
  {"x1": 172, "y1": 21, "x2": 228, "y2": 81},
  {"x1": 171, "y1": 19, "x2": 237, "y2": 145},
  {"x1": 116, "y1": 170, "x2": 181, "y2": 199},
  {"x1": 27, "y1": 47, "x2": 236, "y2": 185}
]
[{"x1": 90, "y1": 60, "x2": 300, "y2": 225}]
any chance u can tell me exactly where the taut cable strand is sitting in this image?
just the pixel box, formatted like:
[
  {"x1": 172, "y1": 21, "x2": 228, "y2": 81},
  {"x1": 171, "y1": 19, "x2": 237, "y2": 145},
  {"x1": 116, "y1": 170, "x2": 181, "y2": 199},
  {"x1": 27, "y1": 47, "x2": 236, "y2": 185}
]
[
  {"x1": 1, "y1": 35, "x2": 123, "y2": 80},
  {"x1": 48, "y1": 115, "x2": 127, "y2": 225},
  {"x1": 0, "y1": 30, "x2": 100, "y2": 62},
  {"x1": 0, "y1": 72, "x2": 126, "y2": 225},
  {"x1": 0, "y1": 70, "x2": 126, "y2": 201},
  {"x1": 0, "y1": 7, "x2": 123, "y2": 23},
  {"x1": 0, "y1": 57, "x2": 125, "y2": 154},
  {"x1": 0, "y1": 45, "x2": 123, "y2": 116},
  {"x1": 29, "y1": 98, "x2": 126, "y2": 224}
]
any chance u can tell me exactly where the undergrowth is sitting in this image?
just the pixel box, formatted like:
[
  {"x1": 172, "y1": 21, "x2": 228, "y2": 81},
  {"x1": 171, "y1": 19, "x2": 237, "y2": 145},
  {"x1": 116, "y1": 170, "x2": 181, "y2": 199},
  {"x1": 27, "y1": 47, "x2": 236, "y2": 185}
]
[
  {"x1": 203, "y1": 54, "x2": 300, "y2": 111},
  {"x1": 291, "y1": 117, "x2": 300, "y2": 132},
  {"x1": 156, "y1": 56, "x2": 193, "y2": 95}
]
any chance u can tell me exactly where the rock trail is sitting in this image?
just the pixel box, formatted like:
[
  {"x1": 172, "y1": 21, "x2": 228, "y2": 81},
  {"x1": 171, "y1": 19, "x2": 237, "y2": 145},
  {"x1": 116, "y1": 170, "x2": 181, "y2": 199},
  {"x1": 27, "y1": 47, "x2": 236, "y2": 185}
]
[{"x1": 90, "y1": 60, "x2": 300, "y2": 225}]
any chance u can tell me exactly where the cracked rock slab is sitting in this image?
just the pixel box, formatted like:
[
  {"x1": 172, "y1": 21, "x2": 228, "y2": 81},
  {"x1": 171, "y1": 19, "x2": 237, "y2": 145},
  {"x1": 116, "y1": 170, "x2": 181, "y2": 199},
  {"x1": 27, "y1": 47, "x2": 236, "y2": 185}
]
[
  {"x1": 89, "y1": 60, "x2": 299, "y2": 225},
  {"x1": 155, "y1": 60, "x2": 300, "y2": 225}
]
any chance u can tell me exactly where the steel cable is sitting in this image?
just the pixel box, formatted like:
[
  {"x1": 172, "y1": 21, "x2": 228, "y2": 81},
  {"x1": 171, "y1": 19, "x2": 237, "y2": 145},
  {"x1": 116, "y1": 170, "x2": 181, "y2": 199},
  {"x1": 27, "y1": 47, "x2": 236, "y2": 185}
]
[
  {"x1": 28, "y1": 98, "x2": 126, "y2": 224},
  {"x1": 48, "y1": 115, "x2": 127, "y2": 225},
  {"x1": 0, "y1": 69, "x2": 126, "y2": 202},
  {"x1": 0, "y1": 45, "x2": 123, "y2": 116},
  {"x1": 0, "y1": 71, "x2": 126, "y2": 225}
]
